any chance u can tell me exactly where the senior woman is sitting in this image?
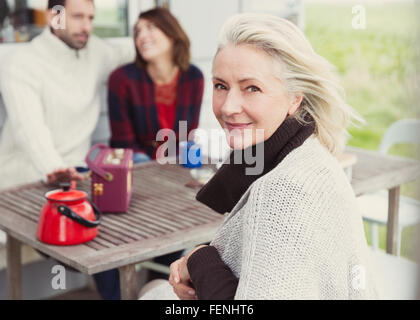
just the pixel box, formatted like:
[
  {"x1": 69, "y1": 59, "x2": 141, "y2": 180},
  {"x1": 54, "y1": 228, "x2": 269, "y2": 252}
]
[{"x1": 140, "y1": 13, "x2": 380, "y2": 300}]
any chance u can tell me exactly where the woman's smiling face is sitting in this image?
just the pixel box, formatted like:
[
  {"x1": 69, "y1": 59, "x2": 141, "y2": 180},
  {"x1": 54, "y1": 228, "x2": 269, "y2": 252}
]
[
  {"x1": 212, "y1": 44, "x2": 302, "y2": 149},
  {"x1": 135, "y1": 18, "x2": 173, "y2": 62}
]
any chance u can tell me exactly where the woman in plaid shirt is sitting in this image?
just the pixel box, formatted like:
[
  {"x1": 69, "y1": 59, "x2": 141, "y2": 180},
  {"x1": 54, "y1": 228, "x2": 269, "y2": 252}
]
[
  {"x1": 108, "y1": 7, "x2": 204, "y2": 162},
  {"x1": 105, "y1": 7, "x2": 204, "y2": 296}
]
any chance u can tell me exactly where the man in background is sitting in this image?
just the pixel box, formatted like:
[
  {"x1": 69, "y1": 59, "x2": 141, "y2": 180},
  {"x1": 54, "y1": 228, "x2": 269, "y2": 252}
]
[
  {"x1": 0, "y1": 0, "x2": 134, "y2": 188},
  {"x1": 0, "y1": 0, "x2": 135, "y2": 299}
]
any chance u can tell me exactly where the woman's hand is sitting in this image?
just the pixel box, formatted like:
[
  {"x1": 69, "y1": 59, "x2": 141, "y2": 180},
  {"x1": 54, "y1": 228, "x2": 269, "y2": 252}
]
[
  {"x1": 169, "y1": 245, "x2": 208, "y2": 300},
  {"x1": 169, "y1": 257, "x2": 197, "y2": 300},
  {"x1": 46, "y1": 167, "x2": 84, "y2": 185}
]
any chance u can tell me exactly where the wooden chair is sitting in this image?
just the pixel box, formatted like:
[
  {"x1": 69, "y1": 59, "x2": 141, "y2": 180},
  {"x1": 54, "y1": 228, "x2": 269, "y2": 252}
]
[{"x1": 357, "y1": 119, "x2": 420, "y2": 255}]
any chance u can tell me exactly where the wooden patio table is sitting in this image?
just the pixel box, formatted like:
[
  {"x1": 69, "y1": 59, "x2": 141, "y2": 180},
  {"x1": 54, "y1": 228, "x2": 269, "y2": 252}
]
[
  {"x1": 348, "y1": 147, "x2": 420, "y2": 256},
  {"x1": 1, "y1": 148, "x2": 419, "y2": 300},
  {"x1": 0, "y1": 161, "x2": 223, "y2": 300}
]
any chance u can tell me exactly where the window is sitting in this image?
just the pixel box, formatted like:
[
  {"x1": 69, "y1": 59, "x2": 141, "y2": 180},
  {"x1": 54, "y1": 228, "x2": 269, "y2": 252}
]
[
  {"x1": 93, "y1": 0, "x2": 129, "y2": 38},
  {"x1": 0, "y1": 0, "x2": 130, "y2": 43}
]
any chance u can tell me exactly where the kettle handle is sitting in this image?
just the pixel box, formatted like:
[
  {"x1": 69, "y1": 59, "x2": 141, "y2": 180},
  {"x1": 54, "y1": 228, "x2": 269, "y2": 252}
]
[{"x1": 57, "y1": 200, "x2": 102, "y2": 228}]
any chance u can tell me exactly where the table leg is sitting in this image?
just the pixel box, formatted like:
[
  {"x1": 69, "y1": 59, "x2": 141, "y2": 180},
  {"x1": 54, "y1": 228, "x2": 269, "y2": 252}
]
[
  {"x1": 119, "y1": 264, "x2": 139, "y2": 300},
  {"x1": 6, "y1": 235, "x2": 22, "y2": 300},
  {"x1": 386, "y1": 186, "x2": 400, "y2": 256}
]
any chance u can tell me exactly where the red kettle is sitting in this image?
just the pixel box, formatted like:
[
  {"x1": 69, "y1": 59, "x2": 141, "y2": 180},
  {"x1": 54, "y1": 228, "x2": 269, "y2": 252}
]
[{"x1": 37, "y1": 183, "x2": 102, "y2": 246}]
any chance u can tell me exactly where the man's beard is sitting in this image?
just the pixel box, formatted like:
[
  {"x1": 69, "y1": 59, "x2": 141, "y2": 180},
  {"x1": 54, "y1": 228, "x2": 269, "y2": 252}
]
[{"x1": 56, "y1": 31, "x2": 90, "y2": 50}]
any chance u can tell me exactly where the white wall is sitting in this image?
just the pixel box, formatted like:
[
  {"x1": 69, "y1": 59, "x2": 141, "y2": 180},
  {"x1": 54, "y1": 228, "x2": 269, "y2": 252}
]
[{"x1": 171, "y1": 0, "x2": 241, "y2": 60}]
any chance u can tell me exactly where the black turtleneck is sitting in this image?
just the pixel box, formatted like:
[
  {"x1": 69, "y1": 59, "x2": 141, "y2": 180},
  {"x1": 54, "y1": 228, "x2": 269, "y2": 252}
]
[
  {"x1": 196, "y1": 116, "x2": 315, "y2": 215},
  {"x1": 187, "y1": 116, "x2": 315, "y2": 300}
]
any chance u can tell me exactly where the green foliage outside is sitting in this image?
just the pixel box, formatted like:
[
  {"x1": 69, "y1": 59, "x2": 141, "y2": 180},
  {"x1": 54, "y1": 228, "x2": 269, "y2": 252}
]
[{"x1": 305, "y1": 2, "x2": 419, "y2": 260}]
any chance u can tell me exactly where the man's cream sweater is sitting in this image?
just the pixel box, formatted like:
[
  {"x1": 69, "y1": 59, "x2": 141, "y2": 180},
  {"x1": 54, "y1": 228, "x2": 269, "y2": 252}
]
[{"x1": 0, "y1": 28, "x2": 134, "y2": 190}]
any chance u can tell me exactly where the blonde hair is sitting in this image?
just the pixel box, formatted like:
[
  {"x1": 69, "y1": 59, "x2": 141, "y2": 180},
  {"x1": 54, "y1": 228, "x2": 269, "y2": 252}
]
[{"x1": 217, "y1": 13, "x2": 362, "y2": 155}]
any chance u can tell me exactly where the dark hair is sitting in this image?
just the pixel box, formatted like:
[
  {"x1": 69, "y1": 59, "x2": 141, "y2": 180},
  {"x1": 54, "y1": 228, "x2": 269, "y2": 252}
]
[
  {"x1": 48, "y1": 0, "x2": 66, "y2": 9},
  {"x1": 134, "y1": 7, "x2": 190, "y2": 71},
  {"x1": 48, "y1": 0, "x2": 94, "y2": 9}
]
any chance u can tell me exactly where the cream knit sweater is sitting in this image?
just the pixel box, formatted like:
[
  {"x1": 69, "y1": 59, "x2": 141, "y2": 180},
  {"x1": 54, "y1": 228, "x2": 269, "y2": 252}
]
[
  {"x1": 141, "y1": 136, "x2": 381, "y2": 300},
  {"x1": 0, "y1": 28, "x2": 134, "y2": 190}
]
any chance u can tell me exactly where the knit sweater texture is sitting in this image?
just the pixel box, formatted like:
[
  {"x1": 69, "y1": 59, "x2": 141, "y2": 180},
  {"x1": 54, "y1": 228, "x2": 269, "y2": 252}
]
[
  {"x1": 141, "y1": 136, "x2": 381, "y2": 300},
  {"x1": 210, "y1": 137, "x2": 380, "y2": 299},
  {"x1": 0, "y1": 28, "x2": 134, "y2": 190}
]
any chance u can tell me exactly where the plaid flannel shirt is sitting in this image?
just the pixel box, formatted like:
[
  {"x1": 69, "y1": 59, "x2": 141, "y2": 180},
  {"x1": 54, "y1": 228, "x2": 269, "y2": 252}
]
[{"x1": 108, "y1": 63, "x2": 204, "y2": 159}]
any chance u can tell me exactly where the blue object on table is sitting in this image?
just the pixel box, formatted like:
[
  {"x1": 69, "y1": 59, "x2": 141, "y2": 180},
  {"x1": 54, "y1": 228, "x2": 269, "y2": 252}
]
[
  {"x1": 179, "y1": 141, "x2": 202, "y2": 168},
  {"x1": 133, "y1": 152, "x2": 152, "y2": 164},
  {"x1": 76, "y1": 167, "x2": 90, "y2": 173}
]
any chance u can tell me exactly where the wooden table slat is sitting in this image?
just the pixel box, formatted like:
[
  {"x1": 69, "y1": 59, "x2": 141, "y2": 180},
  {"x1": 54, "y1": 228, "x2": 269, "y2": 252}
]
[
  {"x1": 92, "y1": 228, "x2": 126, "y2": 247},
  {"x1": 97, "y1": 222, "x2": 145, "y2": 243},
  {"x1": 129, "y1": 206, "x2": 192, "y2": 230},
  {"x1": 0, "y1": 192, "x2": 42, "y2": 212},
  {"x1": 141, "y1": 200, "x2": 205, "y2": 227},
  {"x1": 0, "y1": 203, "x2": 38, "y2": 224},
  {"x1": 131, "y1": 184, "x2": 211, "y2": 222},
  {"x1": 137, "y1": 203, "x2": 201, "y2": 228},
  {"x1": 125, "y1": 209, "x2": 180, "y2": 232},
  {"x1": 103, "y1": 214, "x2": 162, "y2": 239},
  {"x1": 1, "y1": 192, "x2": 44, "y2": 215},
  {"x1": 18, "y1": 188, "x2": 47, "y2": 201},
  {"x1": 85, "y1": 239, "x2": 111, "y2": 251},
  {"x1": 131, "y1": 196, "x2": 201, "y2": 228},
  {"x1": 106, "y1": 210, "x2": 176, "y2": 235},
  {"x1": 160, "y1": 197, "x2": 217, "y2": 223},
  {"x1": 98, "y1": 216, "x2": 151, "y2": 240}
]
